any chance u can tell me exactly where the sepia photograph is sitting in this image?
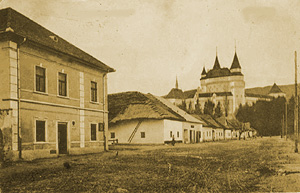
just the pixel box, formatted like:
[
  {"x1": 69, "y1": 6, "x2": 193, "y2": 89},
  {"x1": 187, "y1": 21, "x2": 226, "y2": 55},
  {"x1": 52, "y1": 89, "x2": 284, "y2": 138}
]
[{"x1": 0, "y1": 0, "x2": 300, "y2": 192}]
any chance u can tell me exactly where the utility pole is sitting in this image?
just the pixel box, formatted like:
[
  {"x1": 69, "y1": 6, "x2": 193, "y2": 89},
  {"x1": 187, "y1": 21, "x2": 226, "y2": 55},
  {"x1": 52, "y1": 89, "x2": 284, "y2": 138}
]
[
  {"x1": 282, "y1": 114, "x2": 284, "y2": 138},
  {"x1": 285, "y1": 101, "x2": 288, "y2": 140},
  {"x1": 295, "y1": 51, "x2": 298, "y2": 153}
]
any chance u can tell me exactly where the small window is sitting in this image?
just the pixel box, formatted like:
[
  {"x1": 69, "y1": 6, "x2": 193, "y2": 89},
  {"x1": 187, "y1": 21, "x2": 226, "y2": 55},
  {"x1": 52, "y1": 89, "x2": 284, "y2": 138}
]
[
  {"x1": 111, "y1": 132, "x2": 115, "y2": 139},
  {"x1": 91, "y1": 124, "x2": 97, "y2": 141},
  {"x1": 170, "y1": 131, "x2": 172, "y2": 138},
  {"x1": 191, "y1": 125, "x2": 194, "y2": 128},
  {"x1": 177, "y1": 131, "x2": 179, "y2": 138},
  {"x1": 91, "y1": 81, "x2": 97, "y2": 102},
  {"x1": 36, "y1": 120, "x2": 46, "y2": 142},
  {"x1": 141, "y1": 132, "x2": 145, "y2": 138},
  {"x1": 36, "y1": 66, "x2": 46, "y2": 92},
  {"x1": 58, "y1": 72, "x2": 67, "y2": 96}
]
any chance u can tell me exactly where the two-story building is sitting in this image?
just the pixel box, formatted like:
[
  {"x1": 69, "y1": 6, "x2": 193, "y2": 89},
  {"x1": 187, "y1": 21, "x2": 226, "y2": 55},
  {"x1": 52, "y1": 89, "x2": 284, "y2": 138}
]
[{"x1": 0, "y1": 8, "x2": 114, "y2": 160}]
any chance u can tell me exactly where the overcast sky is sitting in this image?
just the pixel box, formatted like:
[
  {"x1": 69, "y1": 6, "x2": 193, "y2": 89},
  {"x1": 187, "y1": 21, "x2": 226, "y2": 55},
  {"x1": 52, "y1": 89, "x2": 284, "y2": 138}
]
[{"x1": 1, "y1": 0, "x2": 300, "y2": 95}]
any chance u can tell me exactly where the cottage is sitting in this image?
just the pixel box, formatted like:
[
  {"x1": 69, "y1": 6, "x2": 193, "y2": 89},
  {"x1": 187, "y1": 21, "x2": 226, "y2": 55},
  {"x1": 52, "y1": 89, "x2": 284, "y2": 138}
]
[
  {"x1": 0, "y1": 8, "x2": 114, "y2": 160},
  {"x1": 192, "y1": 114, "x2": 224, "y2": 142},
  {"x1": 108, "y1": 92, "x2": 204, "y2": 144}
]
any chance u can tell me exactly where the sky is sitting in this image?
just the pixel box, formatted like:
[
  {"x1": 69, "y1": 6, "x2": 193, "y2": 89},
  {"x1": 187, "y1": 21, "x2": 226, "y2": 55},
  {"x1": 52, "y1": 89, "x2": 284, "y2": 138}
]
[{"x1": 1, "y1": 0, "x2": 300, "y2": 96}]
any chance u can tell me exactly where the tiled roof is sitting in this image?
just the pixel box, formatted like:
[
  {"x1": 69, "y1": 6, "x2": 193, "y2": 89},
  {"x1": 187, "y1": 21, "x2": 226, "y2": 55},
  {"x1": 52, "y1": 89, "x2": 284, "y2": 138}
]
[
  {"x1": 0, "y1": 8, "x2": 114, "y2": 72},
  {"x1": 192, "y1": 114, "x2": 222, "y2": 128},
  {"x1": 153, "y1": 96, "x2": 203, "y2": 124},
  {"x1": 183, "y1": 89, "x2": 197, "y2": 99},
  {"x1": 269, "y1": 83, "x2": 284, "y2": 94},
  {"x1": 164, "y1": 88, "x2": 184, "y2": 99},
  {"x1": 198, "y1": 92, "x2": 232, "y2": 98}
]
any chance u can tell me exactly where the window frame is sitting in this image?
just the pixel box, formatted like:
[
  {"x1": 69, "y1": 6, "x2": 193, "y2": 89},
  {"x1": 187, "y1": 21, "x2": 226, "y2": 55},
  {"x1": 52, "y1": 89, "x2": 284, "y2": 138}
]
[
  {"x1": 58, "y1": 72, "x2": 67, "y2": 97},
  {"x1": 34, "y1": 66, "x2": 47, "y2": 93},
  {"x1": 90, "y1": 123, "x2": 97, "y2": 141},
  {"x1": 34, "y1": 119, "x2": 47, "y2": 143},
  {"x1": 111, "y1": 132, "x2": 115, "y2": 139},
  {"x1": 91, "y1": 81, "x2": 98, "y2": 103},
  {"x1": 141, "y1": 132, "x2": 145, "y2": 138}
]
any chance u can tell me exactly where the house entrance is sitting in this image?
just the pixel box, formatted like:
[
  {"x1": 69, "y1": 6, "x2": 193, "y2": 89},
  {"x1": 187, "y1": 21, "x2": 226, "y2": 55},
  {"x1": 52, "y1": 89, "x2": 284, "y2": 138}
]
[{"x1": 58, "y1": 122, "x2": 68, "y2": 154}]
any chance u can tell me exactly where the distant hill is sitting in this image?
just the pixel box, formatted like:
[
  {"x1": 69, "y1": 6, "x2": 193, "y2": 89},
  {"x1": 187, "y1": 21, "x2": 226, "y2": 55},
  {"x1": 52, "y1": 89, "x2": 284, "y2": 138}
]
[{"x1": 246, "y1": 84, "x2": 299, "y2": 100}]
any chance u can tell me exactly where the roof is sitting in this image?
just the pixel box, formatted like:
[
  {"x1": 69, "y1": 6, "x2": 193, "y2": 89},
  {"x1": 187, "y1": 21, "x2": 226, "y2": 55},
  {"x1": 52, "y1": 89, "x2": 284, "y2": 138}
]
[
  {"x1": 192, "y1": 114, "x2": 222, "y2": 128},
  {"x1": 226, "y1": 119, "x2": 243, "y2": 130},
  {"x1": 164, "y1": 88, "x2": 184, "y2": 99},
  {"x1": 230, "y1": 52, "x2": 241, "y2": 69},
  {"x1": 183, "y1": 89, "x2": 197, "y2": 99},
  {"x1": 108, "y1": 92, "x2": 185, "y2": 123},
  {"x1": 245, "y1": 92, "x2": 273, "y2": 99},
  {"x1": 269, "y1": 83, "x2": 284, "y2": 94},
  {"x1": 108, "y1": 91, "x2": 203, "y2": 124},
  {"x1": 213, "y1": 56, "x2": 221, "y2": 70},
  {"x1": 153, "y1": 96, "x2": 203, "y2": 124},
  {"x1": 201, "y1": 53, "x2": 243, "y2": 80},
  {"x1": 198, "y1": 92, "x2": 232, "y2": 98},
  {"x1": 0, "y1": 8, "x2": 114, "y2": 72}
]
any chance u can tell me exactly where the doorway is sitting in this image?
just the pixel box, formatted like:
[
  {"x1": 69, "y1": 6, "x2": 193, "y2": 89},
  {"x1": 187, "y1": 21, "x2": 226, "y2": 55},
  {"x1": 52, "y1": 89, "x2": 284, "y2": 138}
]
[{"x1": 58, "y1": 122, "x2": 68, "y2": 154}]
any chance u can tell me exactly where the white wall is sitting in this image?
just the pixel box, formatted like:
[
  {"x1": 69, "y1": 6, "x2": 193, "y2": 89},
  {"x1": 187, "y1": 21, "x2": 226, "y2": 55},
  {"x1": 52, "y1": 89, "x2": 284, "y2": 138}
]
[
  {"x1": 202, "y1": 127, "x2": 213, "y2": 142},
  {"x1": 164, "y1": 119, "x2": 183, "y2": 142},
  {"x1": 109, "y1": 119, "x2": 164, "y2": 144},
  {"x1": 225, "y1": 129, "x2": 232, "y2": 139}
]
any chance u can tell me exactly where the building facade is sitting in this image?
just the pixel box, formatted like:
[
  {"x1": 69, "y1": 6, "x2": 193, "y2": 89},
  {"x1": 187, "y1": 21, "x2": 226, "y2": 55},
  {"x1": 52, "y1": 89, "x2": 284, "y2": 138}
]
[
  {"x1": 0, "y1": 8, "x2": 114, "y2": 160},
  {"x1": 165, "y1": 51, "x2": 274, "y2": 117}
]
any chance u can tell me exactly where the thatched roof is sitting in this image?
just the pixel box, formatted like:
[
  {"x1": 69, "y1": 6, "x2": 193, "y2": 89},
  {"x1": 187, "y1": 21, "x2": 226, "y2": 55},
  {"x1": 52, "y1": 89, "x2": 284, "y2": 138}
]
[{"x1": 108, "y1": 91, "x2": 186, "y2": 124}]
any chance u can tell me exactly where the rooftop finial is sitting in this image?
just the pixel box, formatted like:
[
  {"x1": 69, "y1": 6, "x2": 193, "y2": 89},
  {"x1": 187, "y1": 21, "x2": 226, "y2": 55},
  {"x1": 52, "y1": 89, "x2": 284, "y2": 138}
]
[
  {"x1": 216, "y1": 46, "x2": 218, "y2": 56},
  {"x1": 175, "y1": 76, "x2": 178, "y2": 89},
  {"x1": 234, "y1": 40, "x2": 236, "y2": 52}
]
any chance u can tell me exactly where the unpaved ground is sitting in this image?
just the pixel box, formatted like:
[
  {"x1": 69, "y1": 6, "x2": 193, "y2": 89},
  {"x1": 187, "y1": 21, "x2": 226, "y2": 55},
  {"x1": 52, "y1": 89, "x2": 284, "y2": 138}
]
[{"x1": 0, "y1": 137, "x2": 299, "y2": 192}]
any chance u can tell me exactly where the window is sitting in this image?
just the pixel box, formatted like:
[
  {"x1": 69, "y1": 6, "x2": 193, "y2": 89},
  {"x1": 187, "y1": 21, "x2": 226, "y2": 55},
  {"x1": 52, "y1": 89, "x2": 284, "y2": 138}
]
[
  {"x1": 170, "y1": 131, "x2": 172, "y2": 138},
  {"x1": 111, "y1": 132, "x2": 115, "y2": 139},
  {"x1": 58, "y1": 72, "x2": 67, "y2": 96},
  {"x1": 36, "y1": 66, "x2": 45, "y2": 92},
  {"x1": 141, "y1": 132, "x2": 145, "y2": 138},
  {"x1": 91, "y1": 81, "x2": 97, "y2": 102},
  {"x1": 36, "y1": 120, "x2": 46, "y2": 142},
  {"x1": 177, "y1": 131, "x2": 179, "y2": 138},
  {"x1": 191, "y1": 125, "x2": 194, "y2": 128},
  {"x1": 91, "y1": 124, "x2": 97, "y2": 141}
]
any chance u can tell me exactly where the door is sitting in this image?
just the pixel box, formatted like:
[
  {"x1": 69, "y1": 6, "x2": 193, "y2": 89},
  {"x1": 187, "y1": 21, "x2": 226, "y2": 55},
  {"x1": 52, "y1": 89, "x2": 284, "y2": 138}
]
[{"x1": 58, "y1": 122, "x2": 68, "y2": 154}]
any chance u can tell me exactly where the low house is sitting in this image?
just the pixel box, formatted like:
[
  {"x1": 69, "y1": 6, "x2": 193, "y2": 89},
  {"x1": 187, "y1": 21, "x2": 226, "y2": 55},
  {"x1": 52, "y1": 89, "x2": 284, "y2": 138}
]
[
  {"x1": 192, "y1": 114, "x2": 224, "y2": 142},
  {"x1": 108, "y1": 92, "x2": 204, "y2": 144}
]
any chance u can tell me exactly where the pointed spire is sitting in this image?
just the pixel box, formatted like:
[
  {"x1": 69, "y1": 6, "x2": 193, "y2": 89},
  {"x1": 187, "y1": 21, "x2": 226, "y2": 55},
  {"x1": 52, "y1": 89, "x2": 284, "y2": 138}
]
[
  {"x1": 213, "y1": 55, "x2": 221, "y2": 70},
  {"x1": 175, "y1": 76, "x2": 178, "y2": 89},
  {"x1": 201, "y1": 66, "x2": 207, "y2": 75},
  {"x1": 230, "y1": 51, "x2": 241, "y2": 69}
]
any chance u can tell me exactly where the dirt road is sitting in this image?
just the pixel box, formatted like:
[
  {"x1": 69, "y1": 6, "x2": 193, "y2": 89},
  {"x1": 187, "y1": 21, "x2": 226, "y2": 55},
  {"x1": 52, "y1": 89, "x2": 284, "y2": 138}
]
[{"x1": 0, "y1": 137, "x2": 300, "y2": 192}]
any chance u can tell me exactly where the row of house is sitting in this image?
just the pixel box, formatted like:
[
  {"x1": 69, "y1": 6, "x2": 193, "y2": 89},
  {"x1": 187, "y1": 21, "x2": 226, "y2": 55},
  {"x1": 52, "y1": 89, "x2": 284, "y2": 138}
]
[
  {"x1": 0, "y1": 8, "x2": 257, "y2": 161},
  {"x1": 108, "y1": 91, "x2": 256, "y2": 144}
]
